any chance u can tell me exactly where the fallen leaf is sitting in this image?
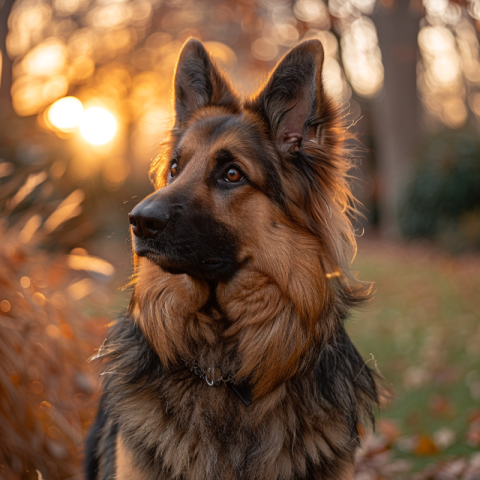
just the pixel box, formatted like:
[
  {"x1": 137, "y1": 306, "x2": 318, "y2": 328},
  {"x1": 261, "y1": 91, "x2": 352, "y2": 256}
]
[{"x1": 415, "y1": 434, "x2": 438, "y2": 455}]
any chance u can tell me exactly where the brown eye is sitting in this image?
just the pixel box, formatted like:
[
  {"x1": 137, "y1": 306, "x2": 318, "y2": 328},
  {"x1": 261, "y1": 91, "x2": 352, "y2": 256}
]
[
  {"x1": 224, "y1": 168, "x2": 242, "y2": 183},
  {"x1": 170, "y1": 162, "x2": 178, "y2": 178}
]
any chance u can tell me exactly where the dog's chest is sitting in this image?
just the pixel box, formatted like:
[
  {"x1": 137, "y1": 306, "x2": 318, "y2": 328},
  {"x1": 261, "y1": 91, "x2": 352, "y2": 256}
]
[{"x1": 115, "y1": 371, "x2": 354, "y2": 480}]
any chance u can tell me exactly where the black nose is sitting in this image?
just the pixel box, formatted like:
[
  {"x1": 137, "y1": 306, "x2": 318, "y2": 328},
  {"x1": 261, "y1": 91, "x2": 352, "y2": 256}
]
[{"x1": 129, "y1": 198, "x2": 170, "y2": 238}]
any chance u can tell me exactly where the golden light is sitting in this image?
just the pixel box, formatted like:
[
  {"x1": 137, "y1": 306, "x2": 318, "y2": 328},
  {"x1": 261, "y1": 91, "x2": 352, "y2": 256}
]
[
  {"x1": 13, "y1": 75, "x2": 68, "y2": 116},
  {"x1": 43, "y1": 189, "x2": 84, "y2": 233},
  {"x1": 47, "y1": 96, "x2": 84, "y2": 132},
  {"x1": 67, "y1": 253, "x2": 116, "y2": 277},
  {"x1": 52, "y1": 0, "x2": 88, "y2": 16},
  {"x1": 90, "y1": 4, "x2": 130, "y2": 29},
  {"x1": 272, "y1": 23, "x2": 300, "y2": 47},
  {"x1": 417, "y1": 23, "x2": 468, "y2": 129},
  {"x1": 251, "y1": 38, "x2": 279, "y2": 62},
  {"x1": 341, "y1": 16, "x2": 384, "y2": 98},
  {"x1": 204, "y1": 41, "x2": 237, "y2": 67},
  {"x1": 79, "y1": 107, "x2": 117, "y2": 145},
  {"x1": 294, "y1": 0, "x2": 328, "y2": 24},
  {"x1": 304, "y1": 30, "x2": 351, "y2": 101},
  {"x1": 0, "y1": 300, "x2": 11, "y2": 313},
  {"x1": 67, "y1": 278, "x2": 94, "y2": 300},
  {"x1": 23, "y1": 39, "x2": 67, "y2": 77}
]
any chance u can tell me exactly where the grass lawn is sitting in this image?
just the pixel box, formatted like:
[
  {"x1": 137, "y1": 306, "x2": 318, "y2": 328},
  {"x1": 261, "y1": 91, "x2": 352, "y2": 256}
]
[{"x1": 348, "y1": 239, "x2": 480, "y2": 474}]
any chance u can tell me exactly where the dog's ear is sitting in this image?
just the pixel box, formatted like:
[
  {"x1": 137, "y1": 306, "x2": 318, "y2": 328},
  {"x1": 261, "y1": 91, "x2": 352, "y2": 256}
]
[
  {"x1": 247, "y1": 40, "x2": 325, "y2": 150},
  {"x1": 173, "y1": 38, "x2": 240, "y2": 126}
]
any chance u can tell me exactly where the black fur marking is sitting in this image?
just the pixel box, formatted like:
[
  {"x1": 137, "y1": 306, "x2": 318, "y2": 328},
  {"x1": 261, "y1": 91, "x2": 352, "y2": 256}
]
[
  {"x1": 226, "y1": 379, "x2": 253, "y2": 406},
  {"x1": 99, "y1": 421, "x2": 119, "y2": 480},
  {"x1": 315, "y1": 325, "x2": 378, "y2": 437},
  {"x1": 85, "y1": 395, "x2": 108, "y2": 480},
  {"x1": 133, "y1": 192, "x2": 239, "y2": 282}
]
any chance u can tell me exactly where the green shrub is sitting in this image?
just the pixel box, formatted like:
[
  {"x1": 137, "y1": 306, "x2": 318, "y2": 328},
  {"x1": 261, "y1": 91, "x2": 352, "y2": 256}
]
[{"x1": 399, "y1": 129, "x2": 480, "y2": 251}]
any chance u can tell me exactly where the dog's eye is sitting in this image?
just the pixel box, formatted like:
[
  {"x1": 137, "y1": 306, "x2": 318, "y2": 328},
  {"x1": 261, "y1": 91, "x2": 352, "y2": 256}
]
[
  {"x1": 224, "y1": 168, "x2": 243, "y2": 183},
  {"x1": 169, "y1": 162, "x2": 178, "y2": 179}
]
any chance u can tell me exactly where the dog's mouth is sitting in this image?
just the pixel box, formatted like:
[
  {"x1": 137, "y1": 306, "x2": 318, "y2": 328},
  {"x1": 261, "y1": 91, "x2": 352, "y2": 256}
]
[
  {"x1": 201, "y1": 259, "x2": 222, "y2": 266},
  {"x1": 134, "y1": 243, "x2": 234, "y2": 281}
]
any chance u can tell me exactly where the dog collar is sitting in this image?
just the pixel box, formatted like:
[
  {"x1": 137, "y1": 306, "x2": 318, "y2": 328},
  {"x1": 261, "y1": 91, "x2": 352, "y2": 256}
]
[{"x1": 184, "y1": 361, "x2": 253, "y2": 407}]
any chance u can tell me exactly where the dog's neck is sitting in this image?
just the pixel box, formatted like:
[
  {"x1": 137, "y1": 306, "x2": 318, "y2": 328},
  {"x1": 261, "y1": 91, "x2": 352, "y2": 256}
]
[
  {"x1": 182, "y1": 295, "x2": 237, "y2": 378},
  {"x1": 130, "y1": 258, "x2": 342, "y2": 399},
  {"x1": 130, "y1": 280, "x2": 245, "y2": 382}
]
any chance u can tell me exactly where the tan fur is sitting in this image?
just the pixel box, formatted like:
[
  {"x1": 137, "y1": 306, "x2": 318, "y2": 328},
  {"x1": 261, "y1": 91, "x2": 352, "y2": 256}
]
[
  {"x1": 116, "y1": 434, "x2": 149, "y2": 480},
  {"x1": 130, "y1": 260, "x2": 212, "y2": 367}
]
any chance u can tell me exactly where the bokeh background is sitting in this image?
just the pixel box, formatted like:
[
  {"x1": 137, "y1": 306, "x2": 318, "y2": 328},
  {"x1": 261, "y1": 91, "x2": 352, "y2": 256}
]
[{"x1": 1, "y1": 0, "x2": 480, "y2": 478}]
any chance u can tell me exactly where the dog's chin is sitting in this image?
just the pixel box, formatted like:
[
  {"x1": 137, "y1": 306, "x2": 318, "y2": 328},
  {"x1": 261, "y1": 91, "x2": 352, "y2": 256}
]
[{"x1": 134, "y1": 245, "x2": 236, "y2": 282}]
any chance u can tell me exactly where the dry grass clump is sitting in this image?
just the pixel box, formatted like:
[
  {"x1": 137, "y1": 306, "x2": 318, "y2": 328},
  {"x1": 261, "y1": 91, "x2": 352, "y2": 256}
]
[{"x1": 0, "y1": 170, "x2": 109, "y2": 480}]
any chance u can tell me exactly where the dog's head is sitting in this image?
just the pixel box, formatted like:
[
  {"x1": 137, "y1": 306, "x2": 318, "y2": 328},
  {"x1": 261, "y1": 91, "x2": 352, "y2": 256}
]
[{"x1": 128, "y1": 39, "x2": 369, "y2": 397}]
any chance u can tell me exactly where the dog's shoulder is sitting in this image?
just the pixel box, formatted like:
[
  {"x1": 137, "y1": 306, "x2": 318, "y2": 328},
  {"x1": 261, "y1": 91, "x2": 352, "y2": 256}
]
[
  {"x1": 315, "y1": 326, "x2": 379, "y2": 435},
  {"x1": 85, "y1": 394, "x2": 108, "y2": 480},
  {"x1": 116, "y1": 433, "x2": 151, "y2": 480},
  {"x1": 85, "y1": 394, "x2": 119, "y2": 480},
  {"x1": 85, "y1": 317, "x2": 164, "y2": 480},
  {"x1": 101, "y1": 316, "x2": 165, "y2": 387}
]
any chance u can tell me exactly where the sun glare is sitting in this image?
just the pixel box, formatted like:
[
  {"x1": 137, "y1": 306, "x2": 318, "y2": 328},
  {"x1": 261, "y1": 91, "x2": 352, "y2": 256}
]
[
  {"x1": 79, "y1": 107, "x2": 117, "y2": 145},
  {"x1": 47, "y1": 96, "x2": 84, "y2": 132}
]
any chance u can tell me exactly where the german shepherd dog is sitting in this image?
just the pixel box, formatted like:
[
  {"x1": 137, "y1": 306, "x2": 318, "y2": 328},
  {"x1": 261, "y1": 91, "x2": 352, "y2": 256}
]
[{"x1": 86, "y1": 38, "x2": 379, "y2": 480}]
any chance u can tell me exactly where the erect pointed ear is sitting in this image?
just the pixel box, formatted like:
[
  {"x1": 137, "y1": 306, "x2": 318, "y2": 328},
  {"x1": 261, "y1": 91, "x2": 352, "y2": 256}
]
[
  {"x1": 246, "y1": 40, "x2": 325, "y2": 150},
  {"x1": 173, "y1": 38, "x2": 240, "y2": 126}
]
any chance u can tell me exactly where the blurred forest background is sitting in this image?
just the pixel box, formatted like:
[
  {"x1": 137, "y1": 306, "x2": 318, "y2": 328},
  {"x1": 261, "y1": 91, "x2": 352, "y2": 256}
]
[{"x1": 1, "y1": 0, "x2": 480, "y2": 478}]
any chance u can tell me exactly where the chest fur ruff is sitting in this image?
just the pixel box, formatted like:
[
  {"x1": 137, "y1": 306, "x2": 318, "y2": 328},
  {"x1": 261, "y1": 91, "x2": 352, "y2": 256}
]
[{"x1": 94, "y1": 318, "x2": 377, "y2": 480}]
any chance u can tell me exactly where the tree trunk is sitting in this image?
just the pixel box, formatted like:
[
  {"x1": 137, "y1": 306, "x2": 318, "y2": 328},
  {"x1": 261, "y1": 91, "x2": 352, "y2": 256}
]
[
  {"x1": 371, "y1": 0, "x2": 422, "y2": 238},
  {"x1": 0, "y1": 0, "x2": 16, "y2": 111}
]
